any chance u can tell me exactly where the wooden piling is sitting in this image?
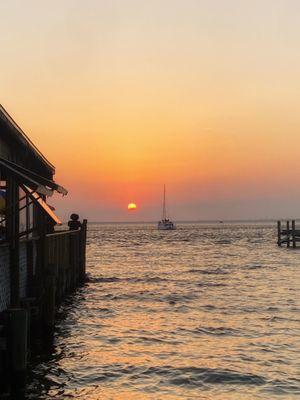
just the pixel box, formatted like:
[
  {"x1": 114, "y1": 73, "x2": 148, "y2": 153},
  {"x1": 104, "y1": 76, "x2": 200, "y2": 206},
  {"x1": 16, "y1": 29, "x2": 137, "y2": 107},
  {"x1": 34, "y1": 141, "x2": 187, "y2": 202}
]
[
  {"x1": 277, "y1": 221, "x2": 281, "y2": 246},
  {"x1": 42, "y1": 264, "x2": 57, "y2": 332},
  {"x1": 79, "y1": 219, "x2": 87, "y2": 284},
  {"x1": 277, "y1": 219, "x2": 300, "y2": 248},
  {"x1": 292, "y1": 220, "x2": 296, "y2": 248},
  {"x1": 286, "y1": 220, "x2": 290, "y2": 247},
  {"x1": 0, "y1": 219, "x2": 87, "y2": 397},
  {"x1": 7, "y1": 308, "x2": 28, "y2": 372},
  {"x1": 7, "y1": 176, "x2": 20, "y2": 308}
]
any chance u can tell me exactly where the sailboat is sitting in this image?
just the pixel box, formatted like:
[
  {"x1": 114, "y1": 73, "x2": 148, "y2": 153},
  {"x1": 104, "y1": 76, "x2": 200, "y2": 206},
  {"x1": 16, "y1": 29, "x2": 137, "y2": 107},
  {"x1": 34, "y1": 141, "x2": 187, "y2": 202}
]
[{"x1": 158, "y1": 185, "x2": 176, "y2": 230}]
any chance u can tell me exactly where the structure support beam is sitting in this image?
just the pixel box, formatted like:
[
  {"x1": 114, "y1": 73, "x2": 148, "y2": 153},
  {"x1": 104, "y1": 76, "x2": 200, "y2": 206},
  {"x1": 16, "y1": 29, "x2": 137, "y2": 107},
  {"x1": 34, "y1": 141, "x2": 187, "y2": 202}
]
[{"x1": 7, "y1": 174, "x2": 20, "y2": 307}]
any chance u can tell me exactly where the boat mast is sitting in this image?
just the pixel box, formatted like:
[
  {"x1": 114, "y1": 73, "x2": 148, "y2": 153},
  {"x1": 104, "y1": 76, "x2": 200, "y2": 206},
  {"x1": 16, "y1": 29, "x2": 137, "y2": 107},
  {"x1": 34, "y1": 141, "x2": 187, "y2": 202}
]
[{"x1": 162, "y1": 184, "x2": 166, "y2": 220}]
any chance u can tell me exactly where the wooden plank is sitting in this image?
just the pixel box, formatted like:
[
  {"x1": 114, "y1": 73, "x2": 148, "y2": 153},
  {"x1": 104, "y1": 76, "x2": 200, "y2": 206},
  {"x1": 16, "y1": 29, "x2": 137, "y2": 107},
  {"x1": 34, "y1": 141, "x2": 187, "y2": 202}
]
[{"x1": 281, "y1": 229, "x2": 300, "y2": 235}]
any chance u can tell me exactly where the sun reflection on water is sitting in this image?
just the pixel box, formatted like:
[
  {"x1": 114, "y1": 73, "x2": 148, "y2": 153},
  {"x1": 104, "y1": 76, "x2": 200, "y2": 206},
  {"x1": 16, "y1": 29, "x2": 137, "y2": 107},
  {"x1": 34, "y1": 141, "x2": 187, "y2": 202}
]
[{"x1": 27, "y1": 223, "x2": 300, "y2": 399}]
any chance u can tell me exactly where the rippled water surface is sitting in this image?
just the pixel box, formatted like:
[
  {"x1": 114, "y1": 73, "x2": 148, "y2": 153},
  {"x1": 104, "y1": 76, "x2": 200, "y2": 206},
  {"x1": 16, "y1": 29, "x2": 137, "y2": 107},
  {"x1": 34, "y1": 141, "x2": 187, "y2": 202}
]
[{"x1": 28, "y1": 223, "x2": 300, "y2": 399}]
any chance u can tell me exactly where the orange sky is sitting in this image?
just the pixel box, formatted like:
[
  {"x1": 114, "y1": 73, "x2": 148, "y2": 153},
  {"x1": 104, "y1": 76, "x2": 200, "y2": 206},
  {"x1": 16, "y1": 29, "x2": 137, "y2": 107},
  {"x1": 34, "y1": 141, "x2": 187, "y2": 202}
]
[{"x1": 1, "y1": 0, "x2": 300, "y2": 221}]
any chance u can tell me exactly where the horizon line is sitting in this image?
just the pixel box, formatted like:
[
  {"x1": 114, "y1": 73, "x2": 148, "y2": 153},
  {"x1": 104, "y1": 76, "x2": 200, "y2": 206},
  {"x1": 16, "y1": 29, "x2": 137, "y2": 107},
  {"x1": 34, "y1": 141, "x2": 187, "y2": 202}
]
[{"x1": 60, "y1": 218, "x2": 300, "y2": 224}]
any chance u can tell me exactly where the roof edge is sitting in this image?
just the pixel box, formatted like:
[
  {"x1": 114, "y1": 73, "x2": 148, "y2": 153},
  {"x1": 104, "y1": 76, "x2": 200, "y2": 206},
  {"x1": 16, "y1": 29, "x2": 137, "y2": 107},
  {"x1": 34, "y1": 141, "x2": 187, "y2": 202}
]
[{"x1": 0, "y1": 104, "x2": 55, "y2": 173}]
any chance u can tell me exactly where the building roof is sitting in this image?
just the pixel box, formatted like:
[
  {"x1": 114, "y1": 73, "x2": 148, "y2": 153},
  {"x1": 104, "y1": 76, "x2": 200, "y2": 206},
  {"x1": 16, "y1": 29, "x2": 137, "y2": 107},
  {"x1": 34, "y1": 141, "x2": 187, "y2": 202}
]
[{"x1": 0, "y1": 104, "x2": 55, "y2": 174}]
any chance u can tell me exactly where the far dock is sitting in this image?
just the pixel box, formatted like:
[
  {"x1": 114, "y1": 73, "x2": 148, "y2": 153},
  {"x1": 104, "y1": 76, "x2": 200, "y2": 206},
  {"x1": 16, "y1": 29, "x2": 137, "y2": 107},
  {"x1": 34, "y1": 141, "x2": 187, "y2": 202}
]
[{"x1": 277, "y1": 220, "x2": 300, "y2": 247}]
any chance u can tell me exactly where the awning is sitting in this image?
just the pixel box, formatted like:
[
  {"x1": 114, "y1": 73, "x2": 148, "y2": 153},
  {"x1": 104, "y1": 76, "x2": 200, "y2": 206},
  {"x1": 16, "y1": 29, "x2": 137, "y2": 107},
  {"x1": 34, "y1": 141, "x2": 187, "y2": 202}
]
[
  {"x1": 0, "y1": 157, "x2": 68, "y2": 197},
  {"x1": 23, "y1": 185, "x2": 62, "y2": 225}
]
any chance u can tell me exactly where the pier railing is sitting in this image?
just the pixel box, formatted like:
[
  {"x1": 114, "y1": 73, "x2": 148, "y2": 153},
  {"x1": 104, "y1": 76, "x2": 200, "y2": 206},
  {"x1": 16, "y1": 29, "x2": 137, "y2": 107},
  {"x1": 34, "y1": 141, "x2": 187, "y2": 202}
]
[
  {"x1": 40, "y1": 220, "x2": 87, "y2": 328},
  {"x1": 0, "y1": 221, "x2": 87, "y2": 314},
  {"x1": 277, "y1": 220, "x2": 300, "y2": 247},
  {"x1": 45, "y1": 221, "x2": 87, "y2": 301},
  {"x1": 0, "y1": 219, "x2": 87, "y2": 387}
]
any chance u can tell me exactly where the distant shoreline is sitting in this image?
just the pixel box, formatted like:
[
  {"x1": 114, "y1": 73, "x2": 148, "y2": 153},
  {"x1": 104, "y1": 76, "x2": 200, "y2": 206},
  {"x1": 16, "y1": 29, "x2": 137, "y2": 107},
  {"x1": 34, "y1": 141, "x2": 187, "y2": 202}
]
[{"x1": 66, "y1": 219, "x2": 300, "y2": 225}]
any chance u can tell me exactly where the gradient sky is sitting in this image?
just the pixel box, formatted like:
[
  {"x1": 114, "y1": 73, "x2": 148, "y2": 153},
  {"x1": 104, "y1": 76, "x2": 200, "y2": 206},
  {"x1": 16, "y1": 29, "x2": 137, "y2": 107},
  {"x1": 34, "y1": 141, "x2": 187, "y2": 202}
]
[{"x1": 1, "y1": 0, "x2": 300, "y2": 221}]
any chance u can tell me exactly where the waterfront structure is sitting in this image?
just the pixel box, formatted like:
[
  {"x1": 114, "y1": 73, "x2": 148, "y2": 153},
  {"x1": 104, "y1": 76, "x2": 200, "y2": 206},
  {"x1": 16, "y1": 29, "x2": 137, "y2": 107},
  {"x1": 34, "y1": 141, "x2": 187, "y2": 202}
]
[
  {"x1": 0, "y1": 105, "x2": 87, "y2": 393},
  {"x1": 277, "y1": 220, "x2": 300, "y2": 247}
]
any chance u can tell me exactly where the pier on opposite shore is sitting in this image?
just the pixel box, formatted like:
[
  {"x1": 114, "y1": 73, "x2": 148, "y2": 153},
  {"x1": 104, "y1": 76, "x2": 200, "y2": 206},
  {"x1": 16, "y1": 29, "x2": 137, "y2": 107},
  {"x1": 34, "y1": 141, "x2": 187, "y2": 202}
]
[{"x1": 277, "y1": 220, "x2": 300, "y2": 247}]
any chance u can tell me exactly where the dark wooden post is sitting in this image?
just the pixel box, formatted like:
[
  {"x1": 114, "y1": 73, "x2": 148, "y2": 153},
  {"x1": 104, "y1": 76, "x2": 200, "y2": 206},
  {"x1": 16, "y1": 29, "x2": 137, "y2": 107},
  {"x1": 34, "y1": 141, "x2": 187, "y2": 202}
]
[
  {"x1": 286, "y1": 220, "x2": 290, "y2": 247},
  {"x1": 6, "y1": 175, "x2": 20, "y2": 307},
  {"x1": 35, "y1": 207, "x2": 47, "y2": 304},
  {"x1": 69, "y1": 232, "x2": 80, "y2": 289},
  {"x1": 26, "y1": 240, "x2": 35, "y2": 297},
  {"x1": 75, "y1": 233, "x2": 80, "y2": 286},
  {"x1": 42, "y1": 263, "x2": 57, "y2": 332},
  {"x1": 69, "y1": 233, "x2": 74, "y2": 290},
  {"x1": 79, "y1": 219, "x2": 87, "y2": 283},
  {"x1": 292, "y1": 220, "x2": 296, "y2": 248},
  {"x1": 277, "y1": 221, "x2": 281, "y2": 246},
  {"x1": 7, "y1": 308, "x2": 28, "y2": 372}
]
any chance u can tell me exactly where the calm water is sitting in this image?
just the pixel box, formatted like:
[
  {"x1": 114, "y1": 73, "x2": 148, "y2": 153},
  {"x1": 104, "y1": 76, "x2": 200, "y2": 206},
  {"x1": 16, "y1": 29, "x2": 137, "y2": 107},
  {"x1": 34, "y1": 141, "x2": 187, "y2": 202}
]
[{"x1": 28, "y1": 223, "x2": 300, "y2": 399}]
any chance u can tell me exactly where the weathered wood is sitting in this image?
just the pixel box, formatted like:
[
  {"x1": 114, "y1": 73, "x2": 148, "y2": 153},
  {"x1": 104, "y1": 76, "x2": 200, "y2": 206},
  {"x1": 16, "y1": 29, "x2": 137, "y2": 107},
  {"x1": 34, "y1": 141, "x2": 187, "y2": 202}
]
[
  {"x1": 281, "y1": 229, "x2": 300, "y2": 235},
  {"x1": 277, "y1": 220, "x2": 300, "y2": 248},
  {"x1": 79, "y1": 219, "x2": 87, "y2": 283},
  {"x1": 292, "y1": 220, "x2": 296, "y2": 248},
  {"x1": 6, "y1": 308, "x2": 28, "y2": 372},
  {"x1": 7, "y1": 175, "x2": 20, "y2": 307},
  {"x1": 0, "y1": 220, "x2": 87, "y2": 395},
  {"x1": 0, "y1": 106, "x2": 87, "y2": 394},
  {"x1": 277, "y1": 221, "x2": 281, "y2": 246},
  {"x1": 43, "y1": 227, "x2": 86, "y2": 300},
  {"x1": 42, "y1": 264, "x2": 56, "y2": 332}
]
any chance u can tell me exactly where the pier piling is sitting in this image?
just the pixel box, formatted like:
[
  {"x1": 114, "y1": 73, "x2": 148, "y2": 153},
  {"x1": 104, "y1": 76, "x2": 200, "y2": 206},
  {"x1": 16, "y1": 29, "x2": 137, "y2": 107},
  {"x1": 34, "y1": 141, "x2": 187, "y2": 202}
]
[
  {"x1": 287, "y1": 221, "x2": 290, "y2": 247},
  {"x1": 7, "y1": 308, "x2": 28, "y2": 373},
  {"x1": 277, "y1": 220, "x2": 300, "y2": 248},
  {"x1": 292, "y1": 220, "x2": 296, "y2": 248},
  {"x1": 43, "y1": 264, "x2": 57, "y2": 332},
  {"x1": 277, "y1": 221, "x2": 281, "y2": 246}
]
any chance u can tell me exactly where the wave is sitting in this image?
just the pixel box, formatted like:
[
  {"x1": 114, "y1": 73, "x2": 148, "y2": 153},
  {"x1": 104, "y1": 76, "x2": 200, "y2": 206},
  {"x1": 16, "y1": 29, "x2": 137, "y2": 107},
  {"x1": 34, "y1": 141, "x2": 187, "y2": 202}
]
[
  {"x1": 89, "y1": 276, "x2": 170, "y2": 284},
  {"x1": 73, "y1": 364, "x2": 266, "y2": 388},
  {"x1": 194, "y1": 326, "x2": 240, "y2": 336},
  {"x1": 243, "y1": 265, "x2": 263, "y2": 270},
  {"x1": 197, "y1": 282, "x2": 227, "y2": 287},
  {"x1": 90, "y1": 277, "x2": 121, "y2": 283},
  {"x1": 126, "y1": 276, "x2": 170, "y2": 283},
  {"x1": 188, "y1": 268, "x2": 229, "y2": 275},
  {"x1": 176, "y1": 325, "x2": 241, "y2": 337}
]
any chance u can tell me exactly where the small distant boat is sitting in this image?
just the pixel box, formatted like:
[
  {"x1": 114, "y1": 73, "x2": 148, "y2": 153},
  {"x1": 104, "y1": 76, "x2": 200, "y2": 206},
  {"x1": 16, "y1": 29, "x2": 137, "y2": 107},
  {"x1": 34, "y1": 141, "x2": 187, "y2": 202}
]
[{"x1": 158, "y1": 185, "x2": 176, "y2": 230}]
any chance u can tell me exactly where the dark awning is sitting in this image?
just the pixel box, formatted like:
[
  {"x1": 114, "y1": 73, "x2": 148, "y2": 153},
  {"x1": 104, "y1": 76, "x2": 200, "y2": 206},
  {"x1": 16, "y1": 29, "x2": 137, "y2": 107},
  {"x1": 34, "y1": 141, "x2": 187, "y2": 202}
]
[
  {"x1": 22, "y1": 185, "x2": 62, "y2": 225},
  {"x1": 0, "y1": 157, "x2": 68, "y2": 197}
]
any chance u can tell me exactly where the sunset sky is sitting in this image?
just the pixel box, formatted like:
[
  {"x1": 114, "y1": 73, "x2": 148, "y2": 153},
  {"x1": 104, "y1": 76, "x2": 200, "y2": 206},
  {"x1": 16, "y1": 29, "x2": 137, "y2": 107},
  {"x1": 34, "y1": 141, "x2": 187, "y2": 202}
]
[{"x1": 1, "y1": 0, "x2": 300, "y2": 221}]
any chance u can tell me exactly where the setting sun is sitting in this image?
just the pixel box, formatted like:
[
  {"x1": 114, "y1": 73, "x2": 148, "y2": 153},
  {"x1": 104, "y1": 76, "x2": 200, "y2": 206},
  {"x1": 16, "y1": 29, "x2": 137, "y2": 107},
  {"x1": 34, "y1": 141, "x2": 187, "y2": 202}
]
[{"x1": 127, "y1": 203, "x2": 137, "y2": 211}]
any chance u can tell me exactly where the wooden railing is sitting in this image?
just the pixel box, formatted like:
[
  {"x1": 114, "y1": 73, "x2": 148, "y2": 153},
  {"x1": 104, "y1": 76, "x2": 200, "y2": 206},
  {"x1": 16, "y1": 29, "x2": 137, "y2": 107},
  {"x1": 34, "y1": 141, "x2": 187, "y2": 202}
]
[
  {"x1": 277, "y1": 220, "x2": 300, "y2": 247},
  {"x1": 0, "y1": 220, "x2": 87, "y2": 382},
  {"x1": 43, "y1": 220, "x2": 87, "y2": 315}
]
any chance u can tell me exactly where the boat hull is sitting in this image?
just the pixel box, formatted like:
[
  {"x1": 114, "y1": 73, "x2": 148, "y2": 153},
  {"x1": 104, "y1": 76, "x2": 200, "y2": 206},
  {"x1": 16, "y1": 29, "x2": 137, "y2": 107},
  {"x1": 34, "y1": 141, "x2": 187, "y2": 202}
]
[{"x1": 158, "y1": 221, "x2": 176, "y2": 230}]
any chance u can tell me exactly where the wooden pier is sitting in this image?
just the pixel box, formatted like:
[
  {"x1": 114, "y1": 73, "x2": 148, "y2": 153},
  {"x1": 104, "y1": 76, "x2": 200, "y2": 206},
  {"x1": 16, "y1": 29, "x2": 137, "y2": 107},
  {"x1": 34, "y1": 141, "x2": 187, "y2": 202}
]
[
  {"x1": 0, "y1": 105, "x2": 88, "y2": 397},
  {"x1": 277, "y1": 220, "x2": 300, "y2": 247}
]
